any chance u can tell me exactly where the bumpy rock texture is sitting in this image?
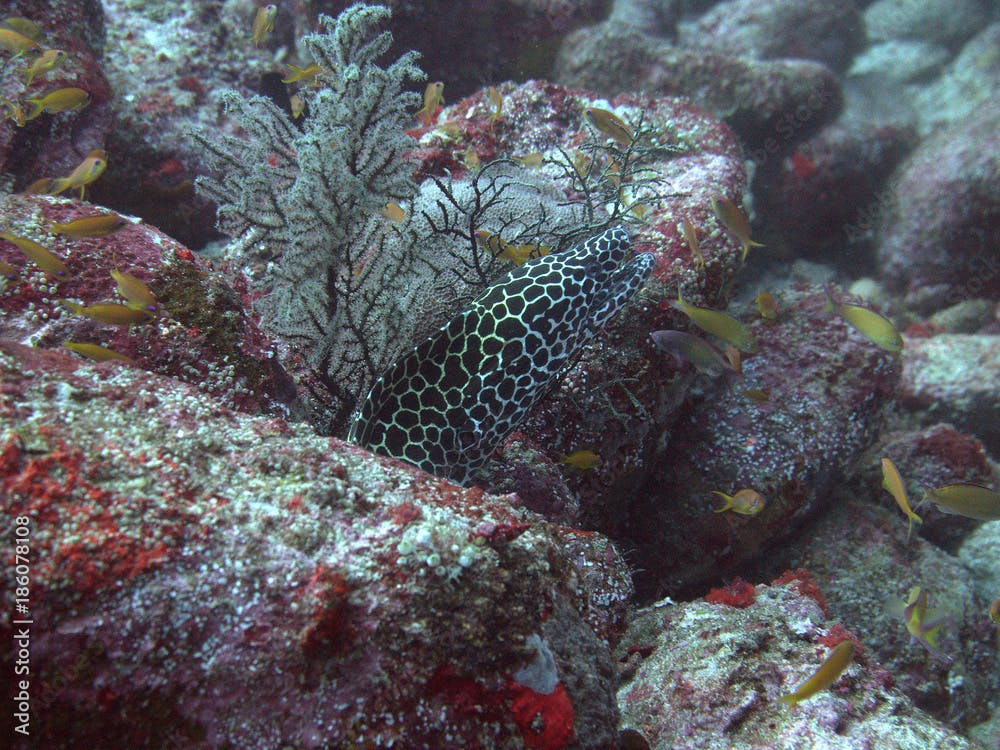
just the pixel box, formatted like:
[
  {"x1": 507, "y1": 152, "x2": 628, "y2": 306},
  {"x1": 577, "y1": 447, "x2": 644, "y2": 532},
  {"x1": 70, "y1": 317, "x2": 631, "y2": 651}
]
[
  {"x1": 616, "y1": 578, "x2": 980, "y2": 749},
  {"x1": 0, "y1": 341, "x2": 626, "y2": 750}
]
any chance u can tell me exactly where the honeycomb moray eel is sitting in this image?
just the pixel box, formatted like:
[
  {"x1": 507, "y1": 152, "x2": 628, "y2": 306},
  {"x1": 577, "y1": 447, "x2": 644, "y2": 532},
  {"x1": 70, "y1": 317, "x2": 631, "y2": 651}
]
[{"x1": 348, "y1": 226, "x2": 656, "y2": 485}]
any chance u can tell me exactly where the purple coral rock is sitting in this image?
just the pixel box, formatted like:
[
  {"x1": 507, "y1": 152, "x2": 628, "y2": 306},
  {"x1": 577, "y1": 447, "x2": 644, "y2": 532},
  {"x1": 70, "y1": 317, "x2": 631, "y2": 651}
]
[
  {"x1": 603, "y1": 285, "x2": 899, "y2": 599},
  {"x1": 753, "y1": 122, "x2": 915, "y2": 259},
  {"x1": 766, "y1": 500, "x2": 999, "y2": 730},
  {"x1": 0, "y1": 340, "x2": 620, "y2": 749},
  {"x1": 553, "y1": 20, "x2": 843, "y2": 149},
  {"x1": 876, "y1": 105, "x2": 1000, "y2": 304},
  {"x1": 616, "y1": 579, "x2": 980, "y2": 748},
  {"x1": 677, "y1": 0, "x2": 865, "y2": 72},
  {"x1": 0, "y1": 193, "x2": 301, "y2": 416}
]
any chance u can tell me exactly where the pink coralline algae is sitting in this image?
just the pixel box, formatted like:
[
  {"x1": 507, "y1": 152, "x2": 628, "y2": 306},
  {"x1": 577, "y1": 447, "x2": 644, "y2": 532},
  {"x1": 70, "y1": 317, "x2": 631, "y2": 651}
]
[
  {"x1": 0, "y1": 340, "x2": 624, "y2": 749},
  {"x1": 0, "y1": 192, "x2": 302, "y2": 416}
]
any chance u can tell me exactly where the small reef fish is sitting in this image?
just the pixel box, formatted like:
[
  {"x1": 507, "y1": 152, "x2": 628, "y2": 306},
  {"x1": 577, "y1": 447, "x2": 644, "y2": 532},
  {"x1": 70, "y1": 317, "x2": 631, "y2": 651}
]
[
  {"x1": 712, "y1": 489, "x2": 765, "y2": 515},
  {"x1": 110, "y1": 269, "x2": 159, "y2": 313},
  {"x1": 61, "y1": 300, "x2": 153, "y2": 325},
  {"x1": 49, "y1": 213, "x2": 127, "y2": 237},
  {"x1": 289, "y1": 94, "x2": 305, "y2": 119},
  {"x1": 415, "y1": 81, "x2": 444, "y2": 126},
  {"x1": 18, "y1": 48, "x2": 66, "y2": 85},
  {"x1": 670, "y1": 291, "x2": 757, "y2": 354},
  {"x1": 823, "y1": 287, "x2": 903, "y2": 353},
  {"x1": 25, "y1": 87, "x2": 90, "y2": 121},
  {"x1": 742, "y1": 387, "x2": 770, "y2": 402},
  {"x1": 779, "y1": 641, "x2": 854, "y2": 707},
  {"x1": 0, "y1": 26, "x2": 40, "y2": 55},
  {"x1": 2, "y1": 17, "x2": 44, "y2": 41},
  {"x1": 881, "y1": 457, "x2": 921, "y2": 540},
  {"x1": 380, "y1": 202, "x2": 406, "y2": 222},
  {"x1": 680, "y1": 218, "x2": 704, "y2": 271},
  {"x1": 900, "y1": 586, "x2": 949, "y2": 659},
  {"x1": 475, "y1": 230, "x2": 550, "y2": 266},
  {"x1": 755, "y1": 291, "x2": 778, "y2": 320},
  {"x1": 920, "y1": 483, "x2": 1000, "y2": 521},
  {"x1": 584, "y1": 107, "x2": 634, "y2": 148},
  {"x1": 49, "y1": 149, "x2": 107, "y2": 199},
  {"x1": 0, "y1": 231, "x2": 68, "y2": 278},
  {"x1": 63, "y1": 341, "x2": 135, "y2": 364},
  {"x1": 650, "y1": 329, "x2": 737, "y2": 378},
  {"x1": 0, "y1": 259, "x2": 19, "y2": 280},
  {"x1": 712, "y1": 196, "x2": 763, "y2": 262},
  {"x1": 487, "y1": 86, "x2": 502, "y2": 124},
  {"x1": 24, "y1": 177, "x2": 55, "y2": 194},
  {"x1": 251, "y1": 4, "x2": 277, "y2": 47},
  {"x1": 515, "y1": 152, "x2": 544, "y2": 168},
  {"x1": 463, "y1": 149, "x2": 480, "y2": 171},
  {"x1": 989, "y1": 598, "x2": 1000, "y2": 625},
  {"x1": 559, "y1": 449, "x2": 601, "y2": 470},
  {"x1": 282, "y1": 63, "x2": 322, "y2": 84}
]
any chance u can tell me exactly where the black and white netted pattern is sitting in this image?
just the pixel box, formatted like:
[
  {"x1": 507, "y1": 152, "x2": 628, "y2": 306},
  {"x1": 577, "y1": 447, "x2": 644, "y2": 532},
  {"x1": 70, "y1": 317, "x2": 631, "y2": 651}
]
[{"x1": 348, "y1": 226, "x2": 655, "y2": 484}]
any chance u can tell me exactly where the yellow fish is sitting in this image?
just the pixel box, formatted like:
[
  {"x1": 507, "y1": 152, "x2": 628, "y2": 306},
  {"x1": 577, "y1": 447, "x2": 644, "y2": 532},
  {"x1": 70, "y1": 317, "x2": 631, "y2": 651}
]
[
  {"x1": 823, "y1": 287, "x2": 903, "y2": 353},
  {"x1": 60, "y1": 300, "x2": 153, "y2": 325},
  {"x1": 25, "y1": 87, "x2": 90, "y2": 121},
  {"x1": 742, "y1": 387, "x2": 771, "y2": 402},
  {"x1": 380, "y1": 202, "x2": 406, "y2": 222},
  {"x1": 18, "y1": 48, "x2": 66, "y2": 85},
  {"x1": 251, "y1": 4, "x2": 276, "y2": 47},
  {"x1": 559, "y1": 449, "x2": 601, "y2": 470},
  {"x1": 989, "y1": 598, "x2": 1000, "y2": 625},
  {"x1": 415, "y1": 81, "x2": 444, "y2": 126},
  {"x1": 680, "y1": 218, "x2": 704, "y2": 271},
  {"x1": 755, "y1": 291, "x2": 778, "y2": 320},
  {"x1": 712, "y1": 489, "x2": 765, "y2": 515},
  {"x1": 0, "y1": 231, "x2": 69, "y2": 278},
  {"x1": 920, "y1": 483, "x2": 1000, "y2": 521},
  {"x1": 63, "y1": 341, "x2": 135, "y2": 364},
  {"x1": 900, "y1": 586, "x2": 948, "y2": 658},
  {"x1": 584, "y1": 107, "x2": 634, "y2": 148},
  {"x1": 0, "y1": 27, "x2": 40, "y2": 55},
  {"x1": 23, "y1": 177, "x2": 55, "y2": 194},
  {"x1": 779, "y1": 641, "x2": 854, "y2": 707},
  {"x1": 515, "y1": 152, "x2": 544, "y2": 168},
  {"x1": 282, "y1": 63, "x2": 322, "y2": 84},
  {"x1": 475, "y1": 230, "x2": 550, "y2": 266},
  {"x1": 487, "y1": 86, "x2": 503, "y2": 124},
  {"x1": 289, "y1": 94, "x2": 305, "y2": 119},
  {"x1": 110, "y1": 269, "x2": 159, "y2": 313},
  {"x1": 712, "y1": 196, "x2": 764, "y2": 262},
  {"x1": 49, "y1": 149, "x2": 107, "y2": 200},
  {"x1": 671, "y1": 291, "x2": 757, "y2": 353},
  {"x1": 650, "y1": 329, "x2": 737, "y2": 378},
  {"x1": 2, "y1": 17, "x2": 44, "y2": 41},
  {"x1": 880, "y1": 458, "x2": 921, "y2": 540},
  {"x1": 49, "y1": 213, "x2": 127, "y2": 237}
]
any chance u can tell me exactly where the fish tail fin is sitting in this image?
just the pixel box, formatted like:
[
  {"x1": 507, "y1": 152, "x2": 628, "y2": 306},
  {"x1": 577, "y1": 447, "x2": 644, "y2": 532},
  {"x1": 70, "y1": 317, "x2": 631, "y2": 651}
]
[{"x1": 711, "y1": 491, "x2": 732, "y2": 513}]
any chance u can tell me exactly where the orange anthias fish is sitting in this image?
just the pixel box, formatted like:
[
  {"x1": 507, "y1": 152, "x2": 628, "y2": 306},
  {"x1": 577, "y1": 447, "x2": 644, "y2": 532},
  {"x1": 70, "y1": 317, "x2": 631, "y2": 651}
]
[
  {"x1": 880, "y1": 457, "x2": 921, "y2": 540},
  {"x1": 475, "y1": 230, "x2": 550, "y2": 266},
  {"x1": 18, "y1": 48, "x2": 66, "y2": 85},
  {"x1": 63, "y1": 341, "x2": 135, "y2": 364},
  {"x1": 712, "y1": 489, "x2": 765, "y2": 515},
  {"x1": 49, "y1": 213, "x2": 127, "y2": 237},
  {"x1": 49, "y1": 149, "x2": 107, "y2": 200},
  {"x1": 25, "y1": 87, "x2": 90, "y2": 121},
  {"x1": 779, "y1": 641, "x2": 854, "y2": 707},
  {"x1": 251, "y1": 4, "x2": 277, "y2": 47},
  {"x1": 712, "y1": 196, "x2": 764, "y2": 262},
  {"x1": 559, "y1": 449, "x2": 601, "y2": 470},
  {"x1": 680, "y1": 218, "x2": 704, "y2": 271},
  {"x1": 584, "y1": 107, "x2": 634, "y2": 148},
  {"x1": 0, "y1": 27, "x2": 40, "y2": 55},
  {"x1": 415, "y1": 81, "x2": 444, "y2": 126},
  {"x1": 0, "y1": 231, "x2": 69, "y2": 278},
  {"x1": 670, "y1": 291, "x2": 757, "y2": 354},
  {"x1": 110, "y1": 269, "x2": 159, "y2": 314},
  {"x1": 754, "y1": 291, "x2": 778, "y2": 320},
  {"x1": 61, "y1": 300, "x2": 153, "y2": 325}
]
